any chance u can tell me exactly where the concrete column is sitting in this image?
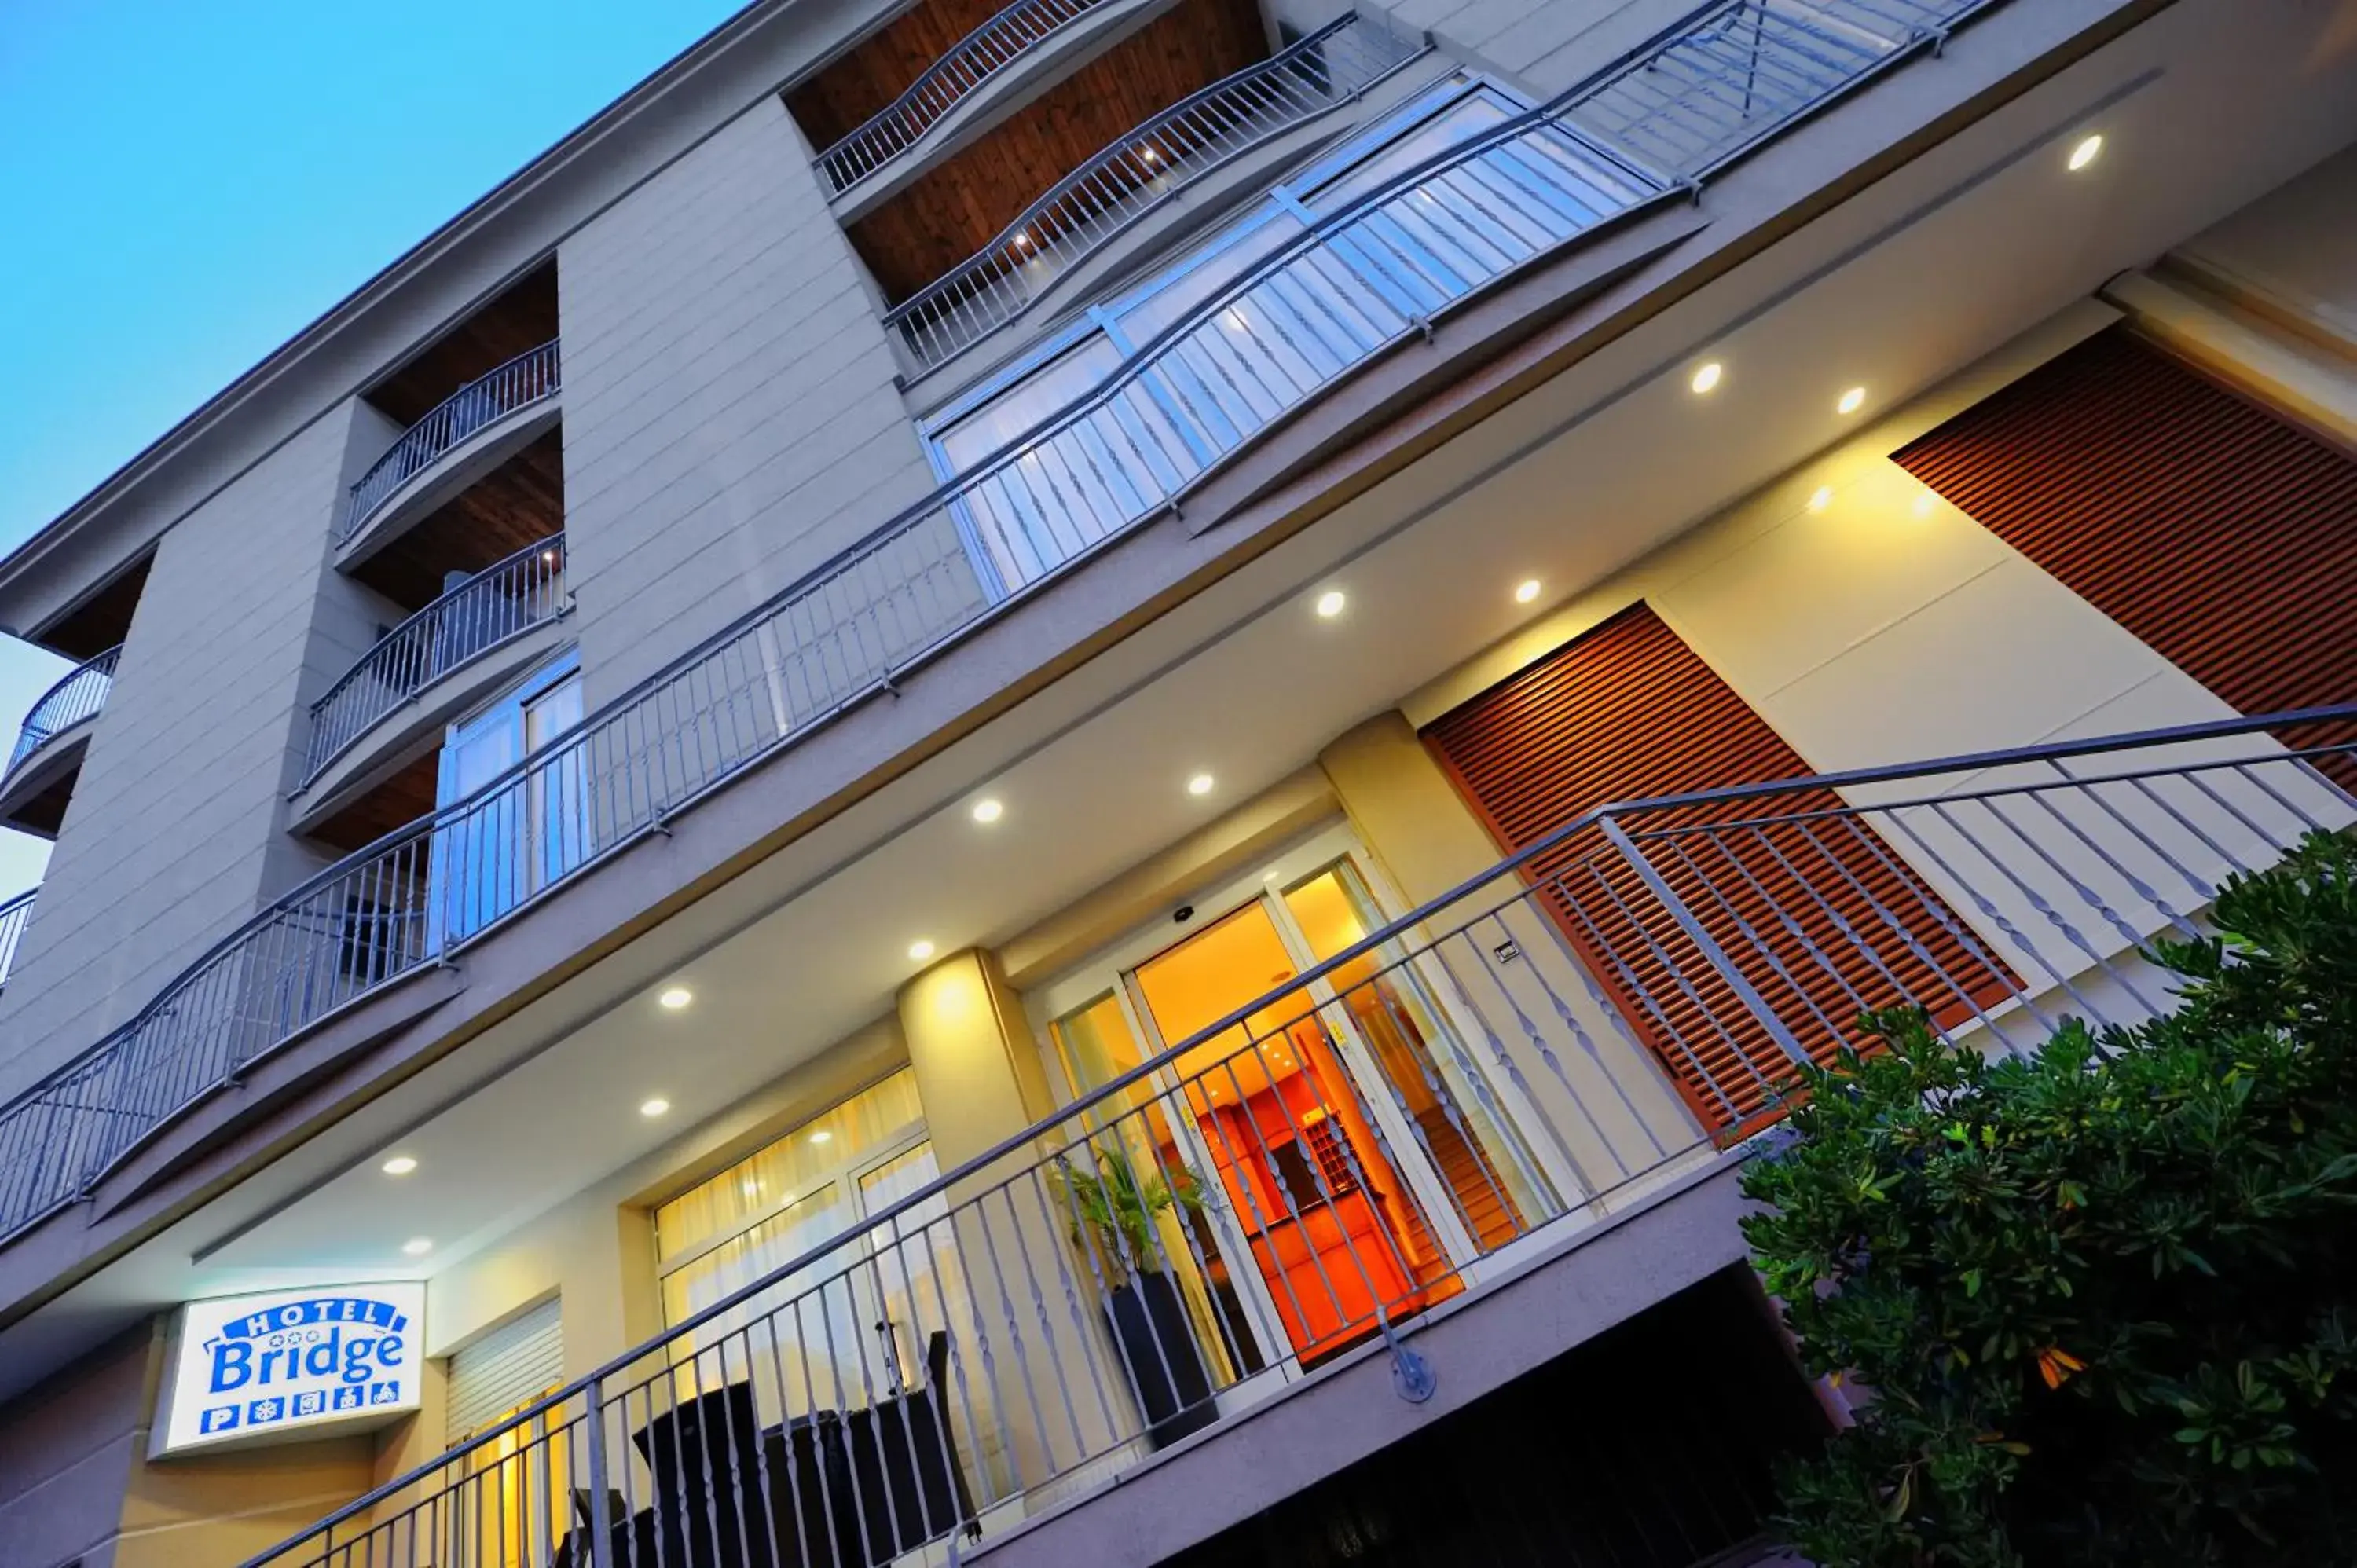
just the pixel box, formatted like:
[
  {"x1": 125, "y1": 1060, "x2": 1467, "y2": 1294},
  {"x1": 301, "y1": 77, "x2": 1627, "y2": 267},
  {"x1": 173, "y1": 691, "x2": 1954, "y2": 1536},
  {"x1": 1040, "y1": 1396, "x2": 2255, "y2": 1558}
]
[{"x1": 896, "y1": 950, "x2": 1130, "y2": 1511}]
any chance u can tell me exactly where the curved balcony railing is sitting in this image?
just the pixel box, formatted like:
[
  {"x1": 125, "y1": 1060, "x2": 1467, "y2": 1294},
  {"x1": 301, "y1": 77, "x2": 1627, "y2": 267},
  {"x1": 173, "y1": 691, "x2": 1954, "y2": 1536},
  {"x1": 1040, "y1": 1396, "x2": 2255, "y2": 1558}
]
[
  {"x1": 885, "y1": 12, "x2": 1423, "y2": 371},
  {"x1": 7, "y1": 647, "x2": 121, "y2": 775},
  {"x1": 340, "y1": 339, "x2": 561, "y2": 545},
  {"x1": 0, "y1": 0, "x2": 2000, "y2": 1253},
  {"x1": 254, "y1": 702, "x2": 2357, "y2": 1567},
  {"x1": 0, "y1": 888, "x2": 35, "y2": 991},
  {"x1": 302, "y1": 536, "x2": 570, "y2": 786},
  {"x1": 817, "y1": 0, "x2": 1124, "y2": 196}
]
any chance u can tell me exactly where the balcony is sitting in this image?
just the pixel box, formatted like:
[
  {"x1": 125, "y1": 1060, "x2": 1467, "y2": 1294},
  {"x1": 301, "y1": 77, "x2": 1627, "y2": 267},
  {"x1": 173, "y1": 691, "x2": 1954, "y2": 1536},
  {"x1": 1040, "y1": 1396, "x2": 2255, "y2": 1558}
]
[
  {"x1": 0, "y1": 0, "x2": 2018, "y2": 1258},
  {"x1": 243, "y1": 702, "x2": 2357, "y2": 1567},
  {"x1": 886, "y1": 13, "x2": 1428, "y2": 373},
  {"x1": 298, "y1": 535, "x2": 570, "y2": 801},
  {"x1": 811, "y1": 0, "x2": 1154, "y2": 201},
  {"x1": 0, "y1": 646, "x2": 120, "y2": 839},
  {"x1": 339, "y1": 339, "x2": 563, "y2": 560}
]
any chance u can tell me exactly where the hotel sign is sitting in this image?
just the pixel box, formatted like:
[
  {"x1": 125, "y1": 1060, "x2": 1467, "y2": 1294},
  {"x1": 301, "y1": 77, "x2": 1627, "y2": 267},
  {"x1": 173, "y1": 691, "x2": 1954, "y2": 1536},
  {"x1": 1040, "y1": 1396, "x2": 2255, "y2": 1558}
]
[{"x1": 157, "y1": 1284, "x2": 426, "y2": 1455}]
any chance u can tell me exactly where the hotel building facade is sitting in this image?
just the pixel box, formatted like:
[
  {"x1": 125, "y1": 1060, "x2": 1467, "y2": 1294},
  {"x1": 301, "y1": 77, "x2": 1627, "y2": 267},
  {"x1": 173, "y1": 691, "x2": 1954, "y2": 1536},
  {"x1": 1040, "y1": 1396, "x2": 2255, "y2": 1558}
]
[{"x1": 2, "y1": 0, "x2": 2355, "y2": 1563}]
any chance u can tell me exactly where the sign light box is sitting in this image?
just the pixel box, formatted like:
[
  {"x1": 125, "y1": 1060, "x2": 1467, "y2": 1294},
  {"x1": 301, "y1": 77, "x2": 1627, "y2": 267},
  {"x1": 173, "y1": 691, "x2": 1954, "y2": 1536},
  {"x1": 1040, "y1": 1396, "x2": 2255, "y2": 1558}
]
[{"x1": 158, "y1": 1283, "x2": 426, "y2": 1456}]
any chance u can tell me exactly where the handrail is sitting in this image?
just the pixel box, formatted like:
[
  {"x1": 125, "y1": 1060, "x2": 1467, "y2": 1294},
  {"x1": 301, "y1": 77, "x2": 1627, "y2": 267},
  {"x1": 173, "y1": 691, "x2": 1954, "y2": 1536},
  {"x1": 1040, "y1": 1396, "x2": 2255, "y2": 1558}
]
[
  {"x1": 0, "y1": 0, "x2": 1997, "y2": 1251},
  {"x1": 301, "y1": 535, "x2": 570, "y2": 786},
  {"x1": 0, "y1": 887, "x2": 36, "y2": 991},
  {"x1": 6, "y1": 647, "x2": 122, "y2": 775},
  {"x1": 884, "y1": 11, "x2": 1424, "y2": 370},
  {"x1": 251, "y1": 698, "x2": 2357, "y2": 1567},
  {"x1": 816, "y1": 0, "x2": 1121, "y2": 196},
  {"x1": 340, "y1": 339, "x2": 561, "y2": 545}
]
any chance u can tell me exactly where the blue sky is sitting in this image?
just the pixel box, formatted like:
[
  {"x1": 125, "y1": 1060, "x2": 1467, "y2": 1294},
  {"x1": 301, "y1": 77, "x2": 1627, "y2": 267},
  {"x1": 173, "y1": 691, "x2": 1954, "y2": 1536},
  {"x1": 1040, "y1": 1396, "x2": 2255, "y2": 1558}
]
[{"x1": 0, "y1": 0, "x2": 744, "y2": 893}]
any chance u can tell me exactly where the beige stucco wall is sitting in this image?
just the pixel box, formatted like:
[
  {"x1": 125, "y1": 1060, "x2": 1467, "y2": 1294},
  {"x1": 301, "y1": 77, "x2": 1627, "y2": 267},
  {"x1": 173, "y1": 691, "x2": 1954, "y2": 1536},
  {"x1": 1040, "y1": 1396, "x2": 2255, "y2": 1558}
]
[{"x1": 2172, "y1": 138, "x2": 2357, "y2": 354}]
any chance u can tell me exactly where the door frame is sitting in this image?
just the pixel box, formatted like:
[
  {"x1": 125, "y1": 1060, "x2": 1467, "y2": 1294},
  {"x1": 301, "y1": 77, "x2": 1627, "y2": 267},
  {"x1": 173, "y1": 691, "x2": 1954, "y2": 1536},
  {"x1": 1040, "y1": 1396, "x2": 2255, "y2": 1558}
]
[{"x1": 1025, "y1": 822, "x2": 1573, "y2": 1373}]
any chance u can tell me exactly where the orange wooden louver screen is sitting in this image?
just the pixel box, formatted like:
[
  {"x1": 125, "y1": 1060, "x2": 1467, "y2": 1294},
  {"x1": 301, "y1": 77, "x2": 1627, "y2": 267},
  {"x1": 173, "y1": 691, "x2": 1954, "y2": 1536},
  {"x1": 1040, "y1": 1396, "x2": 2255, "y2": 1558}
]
[
  {"x1": 1893, "y1": 328, "x2": 2357, "y2": 784},
  {"x1": 1422, "y1": 603, "x2": 2011, "y2": 1133}
]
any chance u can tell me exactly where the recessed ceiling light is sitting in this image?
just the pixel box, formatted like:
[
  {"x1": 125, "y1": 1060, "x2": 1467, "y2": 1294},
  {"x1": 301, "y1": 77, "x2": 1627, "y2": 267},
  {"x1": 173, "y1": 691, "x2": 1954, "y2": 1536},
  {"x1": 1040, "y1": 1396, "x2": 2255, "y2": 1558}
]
[
  {"x1": 1514, "y1": 578, "x2": 1542, "y2": 605},
  {"x1": 402, "y1": 1237, "x2": 434, "y2": 1257},
  {"x1": 1314, "y1": 589, "x2": 1347, "y2": 618},
  {"x1": 1912, "y1": 489, "x2": 1938, "y2": 517},
  {"x1": 1835, "y1": 386, "x2": 1867, "y2": 416},
  {"x1": 2068, "y1": 133, "x2": 2103, "y2": 171},
  {"x1": 1186, "y1": 773, "x2": 1216, "y2": 797},
  {"x1": 640, "y1": 1097, "x2": 671, "y2": 1118},
  {"x1": 810, "y1": 1129, "x2": 834, "y2": 1145},
  {"x1": 907, "y1": 938, "x2": 937, "y2": 962},
  {"x1": 1690, "y1": 361, "x2": 1723, "y2": 394},
  {"x1": 1807, "y1": 485, "x2": 1835, "y2": 514},
  {"x1": 970, "y1": 797, "x2": 1004, "y2": 824},
  {"x1": 380, "y1": 1155, "x2": 418, "y2": 1177},
  {"x1": 658, "y1": 986, "x2": 693, "y2": 1011}
]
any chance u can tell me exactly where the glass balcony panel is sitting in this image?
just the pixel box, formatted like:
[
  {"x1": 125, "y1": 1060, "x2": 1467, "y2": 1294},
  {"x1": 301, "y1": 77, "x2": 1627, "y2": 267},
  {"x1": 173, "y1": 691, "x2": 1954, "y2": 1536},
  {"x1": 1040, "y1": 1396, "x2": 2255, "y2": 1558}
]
[
  {"x1": 1110, "y1": 212, "x2": 1306, "y2": 346},
  {"x1": 936, "y1": 335, "x2": 1124, "y2": 476},
  {"x1": 1299, "y1": 91, "x2": 1512, "y2": 213}
]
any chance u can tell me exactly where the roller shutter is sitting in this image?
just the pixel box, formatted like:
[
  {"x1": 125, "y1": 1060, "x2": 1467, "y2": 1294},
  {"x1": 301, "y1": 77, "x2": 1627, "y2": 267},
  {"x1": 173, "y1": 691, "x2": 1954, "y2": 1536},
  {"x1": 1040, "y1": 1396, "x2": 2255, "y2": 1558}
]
[
  {"x1": 1423, "y1": 603, "x2": 2011, "y2": 1132},
  {"x1": 446, "y1": 1298, "x2": 564, "y2": 1445},
  {"x1": 1892, "y1": 328, "x2": 2357, "y2": 779}
]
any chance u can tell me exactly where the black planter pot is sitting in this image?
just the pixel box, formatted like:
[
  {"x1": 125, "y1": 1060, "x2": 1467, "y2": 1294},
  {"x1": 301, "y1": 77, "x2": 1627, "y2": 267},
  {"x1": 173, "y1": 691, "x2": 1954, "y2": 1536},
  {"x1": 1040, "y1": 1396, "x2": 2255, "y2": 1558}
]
[{"x1": 1105, "y1": 1270, "x2": 1217, "y2": 1449}]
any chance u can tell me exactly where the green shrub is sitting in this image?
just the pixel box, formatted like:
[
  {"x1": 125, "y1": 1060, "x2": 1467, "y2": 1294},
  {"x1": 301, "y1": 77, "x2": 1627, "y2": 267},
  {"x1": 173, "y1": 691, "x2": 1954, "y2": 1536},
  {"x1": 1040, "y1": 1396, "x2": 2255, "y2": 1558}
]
[{"x1": 1741, "y1": 831, "x2": 2357, "y2": 1566}]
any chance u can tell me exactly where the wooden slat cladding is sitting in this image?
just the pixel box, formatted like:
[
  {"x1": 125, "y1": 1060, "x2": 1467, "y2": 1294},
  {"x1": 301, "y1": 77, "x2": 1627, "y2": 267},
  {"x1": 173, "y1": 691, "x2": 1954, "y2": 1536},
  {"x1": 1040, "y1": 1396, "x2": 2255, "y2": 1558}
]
[
  {"x1": 352, "y1": 429, "x2": 566, "y2": 614},
  {"x1": 845, "y1": 0, "x2": 1270, "y2": 303},
  {"x1": 1893, "y1": 328, "x2": 2357, "y2": 781},
  {"x1": 1423, "y1": 604, "x2": 2011, "y2": 1131},
  {"x1": 365, "y1": 262, "x2": 559, "y2": 428},
  {"x1": 786, "y1": 0, "x2": 1029, "y2": 153}
]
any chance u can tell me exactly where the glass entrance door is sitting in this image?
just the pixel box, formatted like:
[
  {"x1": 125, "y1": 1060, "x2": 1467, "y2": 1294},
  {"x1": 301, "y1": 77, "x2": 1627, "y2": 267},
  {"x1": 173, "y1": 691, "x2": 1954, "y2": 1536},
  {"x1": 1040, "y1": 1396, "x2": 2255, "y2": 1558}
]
[{"x1": 1039, "y1": 830, "x2": 1563, "y2": 1376}]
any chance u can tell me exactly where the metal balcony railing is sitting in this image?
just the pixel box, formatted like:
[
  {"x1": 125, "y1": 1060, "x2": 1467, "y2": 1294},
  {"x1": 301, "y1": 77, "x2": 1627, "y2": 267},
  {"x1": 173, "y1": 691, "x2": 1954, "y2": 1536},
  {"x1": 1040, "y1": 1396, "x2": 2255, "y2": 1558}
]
[
  {"x1": 0, "y1": 0, "x2": 1999, "y2": 1259},
  {"x1": 244, "y1": 705, "x2": 2357, "y2": 1568},
  {"x1": 884, "y1": 12, "x2": 1425, "y2": 370},
  {"x1": 0, "y1": 888, "x2": 35, "y2": 991},
  {"x1": 6, "y1": 646, "x2": 121, "y2": 775},
  {"x1": 342, "y1": 339, "x2": 561, "y2": 544},
  {"x1": 302, "y1": 536, "x2": 570, "y2": 786},
  {"x1": 816, "y1": 0, "x2": 1122, "y2": 196}
]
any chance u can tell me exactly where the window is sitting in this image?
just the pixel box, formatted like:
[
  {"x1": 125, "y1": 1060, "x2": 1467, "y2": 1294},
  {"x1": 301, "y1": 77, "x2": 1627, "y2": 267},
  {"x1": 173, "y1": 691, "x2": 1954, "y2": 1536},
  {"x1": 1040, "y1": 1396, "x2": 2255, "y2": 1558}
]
[
  {"x1": 430, "y1": 652, "x2": 586, "y2": 947},
  {"x1": 650, "y1": 1067, "x2": 1006, "y2": 1496}
]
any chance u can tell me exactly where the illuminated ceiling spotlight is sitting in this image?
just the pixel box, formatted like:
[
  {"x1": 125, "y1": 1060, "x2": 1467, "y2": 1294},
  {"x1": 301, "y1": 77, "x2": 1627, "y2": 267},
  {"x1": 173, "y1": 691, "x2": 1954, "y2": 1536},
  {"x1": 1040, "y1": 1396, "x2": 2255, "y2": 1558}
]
[
  {"x1": 1689, "y1": 361, "x2": 1723, "y2": 394},
  {"x1": 1835, "y1": 386, "x2": 1867, "y2": 416},
  {"x1": 2068, "y1": 133, "x2": 2103, "y2": 171}
]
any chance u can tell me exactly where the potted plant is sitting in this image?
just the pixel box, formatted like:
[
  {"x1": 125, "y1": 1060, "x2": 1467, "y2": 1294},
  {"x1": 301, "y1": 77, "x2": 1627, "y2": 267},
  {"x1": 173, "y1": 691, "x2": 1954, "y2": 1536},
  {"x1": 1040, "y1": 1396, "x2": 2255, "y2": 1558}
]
[{"x1": 1056, "y1": 1142, "x2": 1219, "y2": 1448}]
